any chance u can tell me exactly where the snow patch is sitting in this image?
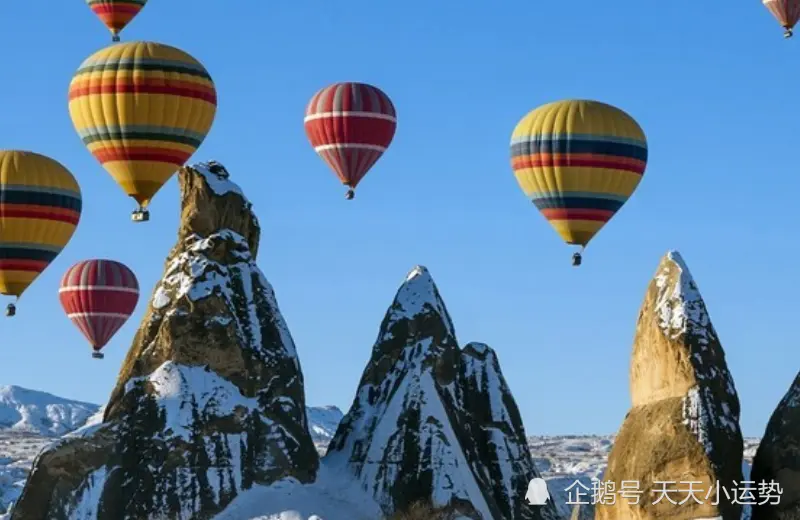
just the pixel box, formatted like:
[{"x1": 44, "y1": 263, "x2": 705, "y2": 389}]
[
  {"x1": 653, "y1": 250, "x2": 712, "y2": 343},
  {"x1": 152, "y1": 287, "x2": 171, "y2": 309},
  {"x1": 211, "y1": 460, "x2": 383, "y2": 520},
  {"x1": 124, "y1": 362, "x2": 260, "y2": 441},
  {"x1": 327, "y1": 346, "x2": 494, "y2": 518},
  {"x1": 67, "y1": 467, "x2": 107, "y2": 520},
  {"x1": 682, "y1": 386, "x2": 714, "y2": 457},
  {"x1": 681, "y1": 385, "x2": 738, "y2": 466},
  {"x1": 0, "y1": 428, "x2": 761, "y2": 519},
  {"x1": 192, "y1": 161, "x2": 246, "y2": 199},
  {"x1": 150, "y1": 229, "x2": 300, "y2": 366},
  {"x1": 381, "y1": 266, "x2": 455, "y2": 341}
]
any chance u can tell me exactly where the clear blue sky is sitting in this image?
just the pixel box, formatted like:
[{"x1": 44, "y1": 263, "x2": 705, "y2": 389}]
[{"x1": 0, "y1": 1, "x2": 797, "y2": 438}]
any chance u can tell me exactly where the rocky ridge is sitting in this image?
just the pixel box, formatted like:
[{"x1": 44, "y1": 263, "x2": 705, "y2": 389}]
[
  {"x1": 750, "y1": 372, "x2": 800, "y2": 519},
  {"x1": 595, "y1": 251, "x2": 744, "y2": 520},
  {"x1": 9, "y1": 162, "x2": 319, "y2": 520},
  {"x1": 324, "y1": 265, "x2": 559, "y2": 520}
]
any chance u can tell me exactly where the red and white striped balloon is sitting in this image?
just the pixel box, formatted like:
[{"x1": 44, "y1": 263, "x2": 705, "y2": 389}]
[
  {"x1": 763, "y1": 0, "x2": 800, "y2": 37},
  {"x1": 304, "y1": 82, "x2": 397, "y2": 198},
  {"x1": 59, "y1": 259, "x2": 139, "y2": 357}
]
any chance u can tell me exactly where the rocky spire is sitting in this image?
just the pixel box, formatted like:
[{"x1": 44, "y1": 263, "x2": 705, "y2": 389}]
[
  {"x1": 9, "y1": 162, "x2": 319, "y2": 520},
  {"x1": 595, "y1": 250, "x2": 744, "y2": 520},
  {"x1": 750, "y1": 372, "x2": 800, "y2": 519},
  {"x1": 325, "y1": 266, "x2": 559, "y2": 520}
]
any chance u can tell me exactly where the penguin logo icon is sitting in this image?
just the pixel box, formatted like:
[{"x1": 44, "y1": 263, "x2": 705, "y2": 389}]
[{"x1": 525, "y1": 477, "x2": 551, "y2": 505}]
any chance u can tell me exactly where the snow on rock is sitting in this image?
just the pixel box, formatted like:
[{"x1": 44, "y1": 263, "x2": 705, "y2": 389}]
[
  {"x1": 193, "y1": 161, "x2": 246, "y2": 199},
  {"x1": 0, "y1": 424, "x2": 765, "y2": 520},
  {"x1": 8, "y1": 162, "x2": 318, "y2": 520},
  {"x1": 595, "y1": 250, "x2": 744, "y2": 520},
  {"x1": 324, "y1": 266, "x2": 559, "y2": 520},
  {"x1": 653, "y1": 250, "x2": 713, "y2": 343},
  {"x1": 0, "y1": 397, "x2": 348, "y2": 518},
  {"x1": 0, "y1": 386, "x2": 99, "y2": 437},
  {"x1": 750, "y1": 371, "x2": 800, "y2": 519}
]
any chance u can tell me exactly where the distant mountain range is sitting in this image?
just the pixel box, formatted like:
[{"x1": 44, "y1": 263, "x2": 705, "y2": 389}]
[{"x1": 0, "y1": 384, "x2": 344, "y2": 444}]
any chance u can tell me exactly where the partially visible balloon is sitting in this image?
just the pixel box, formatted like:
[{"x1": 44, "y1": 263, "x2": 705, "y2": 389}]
[
  {"x1": 68, "y1": 41, "x2": 217, "y2": 222},
  {"x1": 0, "y1": 151, "x2": 82, "y2": 316},
  {"x1": 86, "y1": 0, "x2": 148, "y2": 42},
  {"x1": 304, "y1": 82, "x2": 397, "y2": 199},
  {"x1": 510, "y1": 100, "x2": 648, "y2": 266},
  {"x1": 763, "y1": 0, "x2": 800, "y2": 37},
  {"x1": 59, "y1": 259, "x2": 139, "y2": 359}
]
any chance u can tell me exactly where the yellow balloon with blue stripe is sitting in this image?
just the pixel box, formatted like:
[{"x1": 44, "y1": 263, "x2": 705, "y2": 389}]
[
  {"x1": 68, "y1": 41, "x2": 217, "y2": 221},
  {"x1": 0, "y1": 151, "x2": 82, "y2": 315},
  {"x1": 510, "y1": 100, "x2": 648, "y2": 260}
]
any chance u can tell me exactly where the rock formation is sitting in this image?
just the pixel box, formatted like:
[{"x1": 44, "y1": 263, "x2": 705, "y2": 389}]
[
  {"x1": 750, "y1": 373, "x2": 800, "y2": 519},
  {"x1": 9, "y1": 161, "x2": 319, "y2": 520},
  {"x1": 595, "y1": 250, "x2": 744, "y2": 520},
  {"x1": 324, "y1": 266, "x2": 559, "y2": 520}
]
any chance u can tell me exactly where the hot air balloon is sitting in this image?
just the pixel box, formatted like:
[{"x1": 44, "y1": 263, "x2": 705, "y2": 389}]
[
  {"x1": 763, "y1": 0, "x2": 800, "y2": 37},
  {"x1": 86, "y1": 0, "x2": 148, "y2": 42},
  {"x1": 304, "y1": 82, "x2": 397, "y2": 199},
  {"x1": 0, "y1": 151, "x2": 82, "y2": 317},
  {"x1": 68, "y1": 41, "x2": 217, "y2": 222},
  {"x1": 59, "y1": 259, "x2": 139, "y2": 359},
  {"x1": 510, "y1": 100, "x2": 648, "y2": 267}
]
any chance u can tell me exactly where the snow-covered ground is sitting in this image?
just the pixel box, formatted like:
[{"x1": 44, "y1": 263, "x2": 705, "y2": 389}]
[
  {"x1": 0, "y1": 384, "x2": 348, "y2": 517},
  {"x1": 527, "y1": 435, "x2": 760, "y2": 519},
  {"x1": 0, "y1": 386, "x2": 763, "y2": 519},
  {"x1": 0, "y1": 430, "x2": 761, "y2": 519}
]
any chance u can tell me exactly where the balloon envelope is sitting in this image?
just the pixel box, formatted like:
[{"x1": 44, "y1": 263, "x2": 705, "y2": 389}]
[
  {"x1": 510, "y1": 99, "x2": 647, "y2": 248},
  {"x1": 0, "y1": 151, "x2": 82, "y2": 299},
  {"x1": 86, "y1": 0, "x2": 148, "y2": 39},
  {"x1": 59, "y1": 259, "x2": 139, "y2": 352},
  {"x1": 763, "y1": 0, "x2": 800, "y2": 33},
  {"x1": 304, "y1": 82, "x2": 397, "y2": 193},
  {"x1": 68, "y1": 41, "x2": 217, "y2": 210}
]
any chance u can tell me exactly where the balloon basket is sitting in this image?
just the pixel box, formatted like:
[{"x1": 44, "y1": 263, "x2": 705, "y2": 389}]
[
  {"x1": 131, "y1": 209, "x2": 150, "y2": 222},
  {"x1": 5, "y1": 304, "x2": 15, "y2": 317},
  {"x1": 345, "y1": 189, "x2": 355, "y2": 200},
  {"x1": 572, "y1": 252, "x2": 582, "y2": 267},
  {"x1": 112, "y1": 34, "x2": 120, "y2": 42},
  {"x1": 91, "y1": 351, "x2": 104, "y2": 359}
]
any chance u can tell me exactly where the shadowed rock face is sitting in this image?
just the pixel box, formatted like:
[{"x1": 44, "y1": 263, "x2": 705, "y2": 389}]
[
  {"x1": 324, "y1": 266, "x2": 559, "y2": 520},
  {"x1": 751, "y1": 373, "x2": 800, "y2": 520},
  {"x1": 10, "y1": 162, "x2": 318, "y2": 520},
  {"x1": 595, "y1": 250, "x2": 744, "y2": 520}
]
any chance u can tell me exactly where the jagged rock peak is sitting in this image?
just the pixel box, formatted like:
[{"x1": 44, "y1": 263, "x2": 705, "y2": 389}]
[
  {"x1": 596, "y1": 250, "x2": 743, "y2": 520},
  {"x1": 177, "y1": 161, "x2": 260, "y2": 257},
  {"x1": 652, "y1": 249, "x2": 714, "y2": 343},
  {"x1": 750, "y1": 372, "x2": 800, "y2": 519},
  {"x1": 326, "y1": 266, "x2": 559, "y2": 520},
  {"x1": 9, "y1": 161, "x2": 319, "y2": 520},
  {"x1": 384, "y1": 265, "x2": 455, "y2": 339}
]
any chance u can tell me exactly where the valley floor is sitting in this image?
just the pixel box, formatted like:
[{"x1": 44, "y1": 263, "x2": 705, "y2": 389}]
[{"x1": 0, "y1": 432, "x2": 762, "y2": 519}]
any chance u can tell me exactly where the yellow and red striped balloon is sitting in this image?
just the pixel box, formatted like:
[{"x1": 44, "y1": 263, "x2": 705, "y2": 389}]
[
  {"x1": 510, "y1": 100, "x2": 648, "y2": 263},
  {"x1": 0, "y1": 151, "x2": 82, "y2": 314},
  {"x1": 68, "y1": 41, "x2": 217, "y2": 220},
  {"x1": 86, "y1": 0, "x2": 148, "y2": 42}
]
